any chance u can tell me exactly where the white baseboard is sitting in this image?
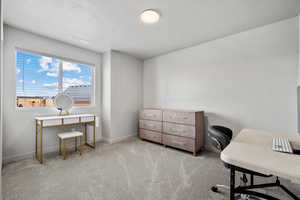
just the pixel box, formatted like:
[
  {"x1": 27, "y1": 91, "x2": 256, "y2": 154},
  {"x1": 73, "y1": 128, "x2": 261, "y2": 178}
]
[
  {"x1": 4, "y1": 133, "x2": 137, "y2": 164},
  {"x1": 4, "y1": 144, "x2": 58, "y2": 164},
  {"x1": 3, "y1": 138, "x2": 103, "y2": 164},
  {"x1": 102, "y1": 133, "x2": 137, "y2": 144}
]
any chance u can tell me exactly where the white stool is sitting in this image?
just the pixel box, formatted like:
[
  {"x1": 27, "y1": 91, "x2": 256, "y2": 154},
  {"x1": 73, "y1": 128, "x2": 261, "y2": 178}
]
[{"x1": 57, "y1": 131, "x2": 83, "y2": 160}]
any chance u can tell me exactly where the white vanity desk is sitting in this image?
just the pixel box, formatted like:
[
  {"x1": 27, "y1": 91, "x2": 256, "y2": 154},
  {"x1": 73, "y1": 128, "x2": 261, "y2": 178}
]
[{"x1": 35, "y1": 114, "x2": 96, "y2": 164}]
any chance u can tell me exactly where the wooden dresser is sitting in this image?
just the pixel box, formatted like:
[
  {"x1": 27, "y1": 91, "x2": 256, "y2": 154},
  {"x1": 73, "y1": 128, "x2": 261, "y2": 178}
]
[
  {"x1": 139, "y1": 109, "x2": 204, "y2": 156},
  {"x1": 139, "y1": 109, "x2": 163, "y2": 143}
]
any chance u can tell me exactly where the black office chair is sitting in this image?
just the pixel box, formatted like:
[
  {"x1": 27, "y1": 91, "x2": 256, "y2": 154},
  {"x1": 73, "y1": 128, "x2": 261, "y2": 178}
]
[
  {"x1": 209, "y1": 125, "x2": 232, "y2": 153},
  {"x1": 209, "y1": 126, "x2": 267, "y2": 200}
]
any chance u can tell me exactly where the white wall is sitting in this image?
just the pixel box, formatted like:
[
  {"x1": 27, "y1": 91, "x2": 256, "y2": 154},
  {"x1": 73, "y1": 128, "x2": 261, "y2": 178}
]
[
  {"x1": 0, "y1": 0, "x2": 3, "y2": 198},
  {"x1": 110, "y1": 51, "x2": 143, "y2": 141},
  {"x1": 298, "y1": 15, "x2": 300, "y2": 86},
  {"x1": 102, "y1": 50, "x2": 143, "y2": 143},
  {"x1": 102, "y1": 51, "x2": 111, "y2": 140},
  {"x1": 144, "y1": 17, "x2": 298, "y2": 138},
  {"x1": 298, "y1": 15, "x2": 300, "y2": 132},
  {"x1": 3, "y1": 25, "x2": 102, "y2": 163}
]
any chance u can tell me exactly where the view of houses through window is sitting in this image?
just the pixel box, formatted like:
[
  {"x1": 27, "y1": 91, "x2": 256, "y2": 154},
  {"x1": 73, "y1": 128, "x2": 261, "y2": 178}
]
[{"x1": 16, "y1": 50, "x2": 93, "y2": 107}]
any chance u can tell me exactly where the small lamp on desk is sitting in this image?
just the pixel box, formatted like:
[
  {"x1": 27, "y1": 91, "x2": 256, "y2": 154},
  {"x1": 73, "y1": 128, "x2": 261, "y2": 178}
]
[{"x1": 54, "y1": 93, "x2": 73, "y2": 116}]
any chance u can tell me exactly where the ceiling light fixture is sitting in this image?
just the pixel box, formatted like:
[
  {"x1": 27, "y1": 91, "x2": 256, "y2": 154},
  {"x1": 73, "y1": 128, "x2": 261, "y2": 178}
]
[
  {"x1": 140, "y1": 9, "x2": 160, "y2": 24},
  {"x1": 79, "y1": 39, "x2": 89, "y2": 45},
  {"x1": 72, "y1": 36, "x2": 89, "y2": 45}
]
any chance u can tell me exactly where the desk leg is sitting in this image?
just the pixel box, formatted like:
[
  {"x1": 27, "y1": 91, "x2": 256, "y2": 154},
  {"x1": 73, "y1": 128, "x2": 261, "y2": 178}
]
[
  {"x1": 40, "y1": 123, "x2": 43, "y2": 164},
  {"x1": 35, "y1": 121, "x2": 38, "y2": 159},
  {"x1": 93, "y1": 120, "x2": 96, "y2": 148},
  {"x1": 83, "y1": 121, "x2": 96, "y2": 149},
  {"x1": 251, "y1": 174, "x2": 254, "y2": 186},
  {"x1": 230, "y1": 166, "x2": 235, "y2": 200},
  {"x1": 84, "y1": 123, "x2": 87, "y2": 144}
]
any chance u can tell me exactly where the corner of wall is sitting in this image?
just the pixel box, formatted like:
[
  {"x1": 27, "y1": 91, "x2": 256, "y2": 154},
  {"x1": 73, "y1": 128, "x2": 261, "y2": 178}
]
[
  {"x1": 298, "y1": 15, "x2": 300, "y2": 86},
  {"x1": 102, "y1": 132, "x2": 138, "y2": 144},
  {"x1": 297, "y1": 15, "x2": 300, "y2": 132},
  {"x1": 102, "y1": 50, "x2": 143, "y2": 142},
  {"x1": 102, "y1": 51, "x2": 112, "y2": 139},
  {"x1": 0, "y1": 0, "x2": 3, "y2": 198}
]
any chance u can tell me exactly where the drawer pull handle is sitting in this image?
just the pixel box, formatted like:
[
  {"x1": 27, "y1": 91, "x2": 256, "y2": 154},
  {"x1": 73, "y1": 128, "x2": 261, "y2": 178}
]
[{"x1": 172, "y1": 140, "x2": 184, "y2": 145}]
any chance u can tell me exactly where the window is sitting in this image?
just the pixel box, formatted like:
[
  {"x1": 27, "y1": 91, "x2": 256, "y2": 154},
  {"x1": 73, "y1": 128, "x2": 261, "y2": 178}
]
[{"x1": 16, "y1": 50, "x2": 94, "y2": 108}]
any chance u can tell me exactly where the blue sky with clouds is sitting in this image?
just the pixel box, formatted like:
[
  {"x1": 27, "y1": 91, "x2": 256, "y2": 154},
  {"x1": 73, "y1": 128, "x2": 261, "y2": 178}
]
[{"x1": 16, "y1": 51, "x2": 92, "y2": 97}]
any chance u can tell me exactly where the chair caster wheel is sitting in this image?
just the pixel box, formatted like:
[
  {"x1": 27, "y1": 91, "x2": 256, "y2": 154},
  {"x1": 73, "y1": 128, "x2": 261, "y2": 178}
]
[{"x1": 211, "y1": 186, "x2": 218, "y2": 192}]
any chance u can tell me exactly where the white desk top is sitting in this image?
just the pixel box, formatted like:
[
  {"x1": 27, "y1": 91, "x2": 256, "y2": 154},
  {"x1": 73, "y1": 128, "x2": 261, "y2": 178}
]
[
  {"x1": 35, "y1": 114, "x2": 95, "y2": 121},
  {"x1": 221, "y1": 129, "x2": 300, "y2": 183}
]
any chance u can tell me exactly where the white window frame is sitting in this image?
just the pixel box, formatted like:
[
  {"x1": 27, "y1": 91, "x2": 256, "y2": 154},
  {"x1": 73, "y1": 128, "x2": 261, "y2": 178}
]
[{"x1": 15, "y1": 48, "x2": 96, "y2": 110}]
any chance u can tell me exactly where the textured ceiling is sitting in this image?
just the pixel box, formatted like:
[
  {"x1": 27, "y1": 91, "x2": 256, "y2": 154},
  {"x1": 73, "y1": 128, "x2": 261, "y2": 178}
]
[{"x1": 4, "y1": 0, "x2": 300, "y2": 59}]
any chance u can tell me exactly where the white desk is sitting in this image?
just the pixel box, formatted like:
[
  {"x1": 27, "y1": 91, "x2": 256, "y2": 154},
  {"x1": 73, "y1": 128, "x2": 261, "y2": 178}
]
[
  {"x1": 221, "y1": 129, "x2": 300, "y2": 200},
  {"x1": 35, "y1": 114, "x2": 96, "y2": 164}
]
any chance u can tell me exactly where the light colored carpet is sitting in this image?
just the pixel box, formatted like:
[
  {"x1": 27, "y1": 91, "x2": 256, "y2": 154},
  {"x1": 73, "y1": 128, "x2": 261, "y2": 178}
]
[{"x1": 2, "y1": 137, "x2": 300, "y2": 200}]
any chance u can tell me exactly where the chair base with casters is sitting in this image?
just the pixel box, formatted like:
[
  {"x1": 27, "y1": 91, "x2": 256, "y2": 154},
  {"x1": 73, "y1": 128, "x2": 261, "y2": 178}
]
[
  {"x1": 211, "y1": 185, "x2": 261, "y2": 200},
  {"x1": 208, "y1": 126, "x2": 270, "y2": 200},
  {"x1": 211, "y1": 173, "x2": 263, "y2": 200},
  {"x1": 211, "y1": 167, "x2": 271, "y2": 200},
  {"x1": 228, "y1": 164, "x2": 299, "y2": 200}
]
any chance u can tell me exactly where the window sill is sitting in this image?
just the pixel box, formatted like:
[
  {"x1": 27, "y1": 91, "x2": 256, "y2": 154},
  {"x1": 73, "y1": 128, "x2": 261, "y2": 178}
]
[{"x1": 15, "y1": 104, "x2": 97, "y2": 112}]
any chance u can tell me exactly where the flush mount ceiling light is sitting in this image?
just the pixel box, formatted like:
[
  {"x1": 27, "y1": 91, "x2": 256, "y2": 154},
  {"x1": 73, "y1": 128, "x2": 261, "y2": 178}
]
[
  {"x1": 79, "y1": 38, "x2": 89, "y2": 45},
  {"x1": 140, "y1": 9, "x2": 160, "y2": 24},
  {"x1": 72, "y1": 36, "x2": 89, "y2": 45}
]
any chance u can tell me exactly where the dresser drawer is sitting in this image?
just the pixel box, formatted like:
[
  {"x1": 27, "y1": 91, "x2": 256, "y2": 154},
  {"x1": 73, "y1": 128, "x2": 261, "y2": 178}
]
[
  {"x1": 163, "y1": 110, "x2": 195, "y2": 125},
  {"x1": 139, "y1": 129, "x2": 162, "y2": 143},
  {"x1": 42, "y1": 119, "x2": 62, "y2": 126},
  {"x1": 139, "y1": 120, "x2": 162, "y2": 132},
  {"x1": 63, "y1": 117, "x2": 79, "y2": 124},
  {"x1": 163, "y1": 122, "x2": 195, "y2": 138},
  {"x1": 140, "y1": 109, "x2": 162, "y2": 121},
  {"x1": 81, "y1": 116, "x2": 95, "y2": 122},
  {"x1": 163, "y1": 134, "x2": 195, "y2": 152}
]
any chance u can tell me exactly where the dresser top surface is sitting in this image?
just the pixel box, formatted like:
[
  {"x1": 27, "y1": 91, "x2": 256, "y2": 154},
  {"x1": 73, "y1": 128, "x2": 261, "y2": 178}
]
[{"x1": 142, "y1": 108, "x2": 203, "y2": 113}]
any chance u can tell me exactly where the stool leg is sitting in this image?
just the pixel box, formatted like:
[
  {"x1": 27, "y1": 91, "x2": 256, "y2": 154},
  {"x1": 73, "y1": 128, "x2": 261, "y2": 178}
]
[
  {"x1": 63, "y1": 140, "x2": 67, "y2": 160},
  {"x1": 75, "y1": 137, "x2": 77, "y2": 152},
  {"x1": 59, "y1": 138, "x2": 62, "y2": 155}
]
